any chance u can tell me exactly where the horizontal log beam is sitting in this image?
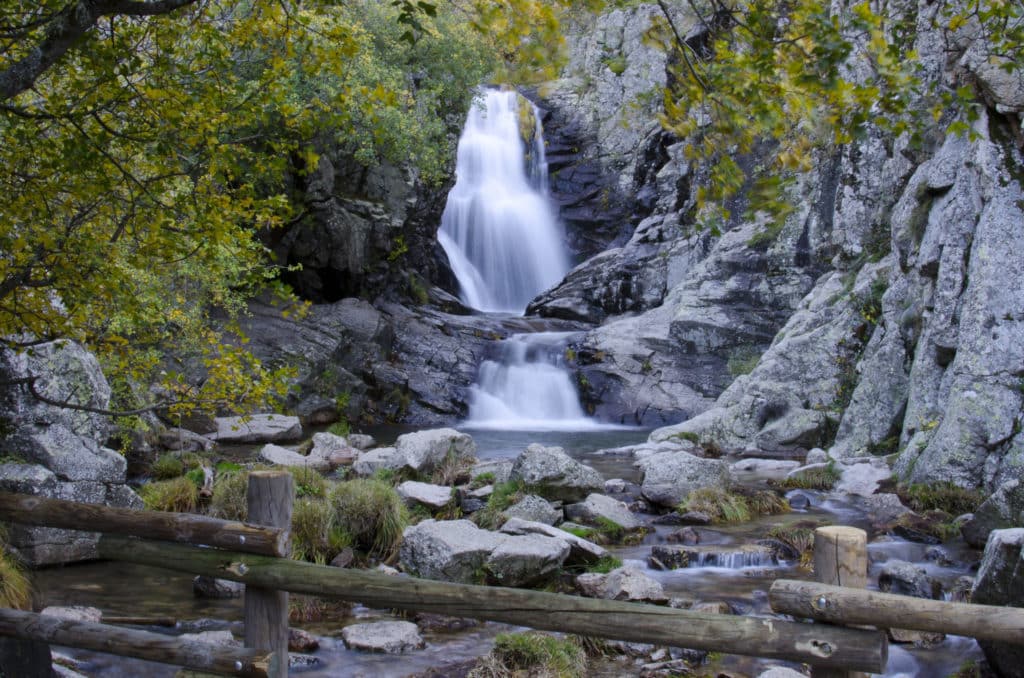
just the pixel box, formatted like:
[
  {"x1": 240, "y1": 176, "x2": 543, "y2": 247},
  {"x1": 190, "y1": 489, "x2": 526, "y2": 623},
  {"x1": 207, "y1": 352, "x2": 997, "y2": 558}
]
[
  {"x1": 0, "y1": 492, "x2": 288, "y2": 557},
  {"x1": 100, "y1": 536, "x2": 887, "y2": 672},
  {"x1": 770, "y1": 579, "x2": 1024, "y2": 644},
  {"x1": 0, "y1": 608, "x2": 275, "y2": 677}
]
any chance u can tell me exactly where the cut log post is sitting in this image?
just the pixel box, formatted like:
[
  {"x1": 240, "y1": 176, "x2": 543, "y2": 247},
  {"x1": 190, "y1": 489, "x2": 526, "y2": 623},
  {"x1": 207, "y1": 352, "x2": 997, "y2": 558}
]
[
  {"x1": 243, "y1": 471, "x2": 293, "y2": 678},
  {"x1": 99, "y1": 536, "x2": 888, "y2": 673},
  {"x1": 811, "y1": 526, "x2": 869, "y2": 678},
  {"x1": 770, "y1": 579, "x2": 1024, "y2": 644},
  {"x1": 0, "y1": 608, "x2": 275, "y2": 677},
  {"x1": 0, "y1": 492, "x2": 288, "y2": 556}
]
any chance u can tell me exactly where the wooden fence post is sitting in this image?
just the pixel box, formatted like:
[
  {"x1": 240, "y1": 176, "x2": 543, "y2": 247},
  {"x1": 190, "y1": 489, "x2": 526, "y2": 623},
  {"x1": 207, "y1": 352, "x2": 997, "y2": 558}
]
[
  {"x1": 811, "y1": 526, "x2": 869, "y2": 678},
  {"x1": 244, "y1": 471, "x2": 293, "y2": 678}
]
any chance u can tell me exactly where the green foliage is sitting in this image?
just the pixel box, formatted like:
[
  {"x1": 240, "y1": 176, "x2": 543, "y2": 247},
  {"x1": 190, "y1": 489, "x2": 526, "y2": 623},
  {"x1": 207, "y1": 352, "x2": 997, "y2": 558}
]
[
  {"x1": 645, "y1": 0, "x2": 1022, "y2": 228},
  {"x1": 151, "y1": 453, "x2": 185, "y2": 480},
  {"x1": 209, "y1": 469, "x2": 251, "y2": 521},
  {"x1": 291, "y1": 497, "x2": 350, "y2": 563},
  {"x1": 327, "y1": 420, "x2": 351, "y2": 438},
  {"x1": 469, "y1": 472, "x2": 496, "y2": 489},
  {"x1": 0, "y1": 0, "x2": 575, "y2": 420},
  {"x1": 0, "y1": 530, "x2": 31, "y2": 610},
  {"x1": 478, "y1": 632, "x2": 588, "y2": 678},
  {"x1": 681, "y1": 486, "x2": 787, "y2": 523},
  {"x1": 898, "y1": 482, "x2": 984, "y2": 516},
  {"x1": 766, "y1": 524, "x2": 817, "y2": 569},
  {"x1": 779, "y1": 461, "x2": 841, "y2": 491},
  {"x1": 586, "y1": 555, "x2": 622, "y2": 574},
  {"x1": 472, "y1": 479, "x2": 526, "y2": 530},
  {"x1": 668, "y1": 431, "x2": 701, "y2": 445},
  {"x1": 288, "y1": 466, "x2": 329, "y2": 499},
  {"x1": 329, "y1": 478, "x2": 409, "y2": 560},
  {"x1": 139, "y1": 476, "x2": 199, "y2": 513}
]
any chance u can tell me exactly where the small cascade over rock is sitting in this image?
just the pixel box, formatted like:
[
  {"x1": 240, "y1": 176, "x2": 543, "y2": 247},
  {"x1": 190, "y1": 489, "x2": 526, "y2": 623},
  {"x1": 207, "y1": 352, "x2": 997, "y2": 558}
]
[
  {"x1": 438, "y1": 88, "x2": 569, "y2": 313},
  {"x1": 466, "y1": 332, "x2": 599, "y2": 430}
]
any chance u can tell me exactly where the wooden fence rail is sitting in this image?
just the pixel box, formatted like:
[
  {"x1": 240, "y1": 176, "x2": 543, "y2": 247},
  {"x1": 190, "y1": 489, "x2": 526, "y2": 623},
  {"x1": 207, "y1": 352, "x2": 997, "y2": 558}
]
[
  {"x1": 97, "y1": 534, "x2": 888, "y2": 673},
  {"x1": 0, "y1": 608, "x2": 276, "y2": 677},
  {"x1": 770, "y1": 580, "x2": 1024, "y2": 644},
  {"x1": 0, "y1": 492, "x2": 288, "y2": 557}
]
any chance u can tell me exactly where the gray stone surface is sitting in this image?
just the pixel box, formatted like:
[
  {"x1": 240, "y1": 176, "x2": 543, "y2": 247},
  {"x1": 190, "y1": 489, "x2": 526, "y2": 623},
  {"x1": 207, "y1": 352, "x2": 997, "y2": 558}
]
[
  {"x1": 207, "y1": 414, "x2": 302, "y2": 444},
  {"x1": 40, "y1": 607, "x2": 102, "y2": 623},
  {"x1": 565, "y1": 493, "x2": 641, "y2": 530},
  {"x1": 499, "y1": 517, "x2": 608, "y2": 565},
  {"x1": 485, "y1": 534, "x2": 570, "y2": 587},
  {"x1": 576, "y1": 566, "x2": 667, "y2": 603},
  {"x1": 972, "y1": 529, "x2": 1024, "y2": 676},
  {"x1": 309, "y1": 432, "x2": 358, "y2": 467},
  {"x1": 962, "y1": 480, "x2": 1024, "y2": 548},
  {"x1": 637, "y1": 451, "x2": 730, "y2": 507},
  {"x1": 510, "y1": 444, "x2": 604, "y2": 502},
  {"x1": 878, "y1": 560, "x2": 940, "y2": 600},
  {"x1": 394, "y1": 428, "x2": 476, "y2": 474},
  {"x1": 352, "y1": 447, "x2": 403, "y2": 477},
  {"x1": 834, "y1": 459, "x2": 893, "y2": 497},
  {"x1": 341, "y1": 621, "x2": 424, "y2": 654},
  {"x1": 504, "y1": 494, "x2": 562, "y2": 526},
  {"x1": 399, "y1": 519, "x2": 504, "y2": 584},
  {"x1": 397, "y1": 481, "x2": 453, "y2": 510}
]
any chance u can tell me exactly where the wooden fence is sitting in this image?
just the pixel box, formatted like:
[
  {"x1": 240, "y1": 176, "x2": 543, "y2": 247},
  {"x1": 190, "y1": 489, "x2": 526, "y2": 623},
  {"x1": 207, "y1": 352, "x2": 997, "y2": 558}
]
[{"x1": 1, "y1": 470, "x2": 1021, "y2": 677}]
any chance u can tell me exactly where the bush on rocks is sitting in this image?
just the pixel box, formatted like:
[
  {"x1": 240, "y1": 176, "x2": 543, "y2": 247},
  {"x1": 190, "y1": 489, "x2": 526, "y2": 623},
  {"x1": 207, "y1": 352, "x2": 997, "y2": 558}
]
[
  {"x1": 680, "y1": 487, "x2": 788, "y2": 524},
  {"x1": 209, "y1": 469, "x2": 251, "y2": 521},
  {"x1": 291, "y1": 498, "x2": 349, "y2": 563},
  {"x1": 140, "y1": 476, "x2": 198, "y2": 513},
  {"x1": 471, "y1": 632, "x2": 587, "y2": 678},
  {"x1": 329, "y1": 478, "x2": 408, "y2": 560},
  {"x1": 0, "y1": 533, "x2": 31, "y2": 610},
  {"x1": 150, "y1": 453, "x2": 184, "y2": 480},
  {"x1": 778, "y1": 462, "x2": 840, "y2": 490}
]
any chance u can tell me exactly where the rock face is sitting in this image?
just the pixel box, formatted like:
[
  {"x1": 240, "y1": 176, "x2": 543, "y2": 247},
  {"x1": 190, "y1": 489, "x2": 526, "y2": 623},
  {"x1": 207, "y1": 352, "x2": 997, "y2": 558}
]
[
  {"x1": 509, "y1": 444, "x2": 605, "y2": 502},
  {"x1": 962, "y1": 480, "x2": 1024, "y2": 548},
  {"x1": 394, "y1": 428, "x2": 476, "y2": 475},
  {"x1": 206, "y1": 414, "x2": 302, "y2": 444},
  {"x1": 971, "y1": 529, "x2": 1024, "y2": 676},
  {"x1": 0, "y1": 341, "x2": 142, "y2": 566},
  {"x1": 636, "y1": 452, "x2": 730, "y2": 508}
]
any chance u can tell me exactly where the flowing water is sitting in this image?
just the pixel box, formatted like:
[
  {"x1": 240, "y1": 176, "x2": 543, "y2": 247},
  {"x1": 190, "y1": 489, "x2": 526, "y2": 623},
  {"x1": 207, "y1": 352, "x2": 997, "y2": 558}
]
[{"x1": 438, "y1": 88, "x2": 569, "y2": 313}]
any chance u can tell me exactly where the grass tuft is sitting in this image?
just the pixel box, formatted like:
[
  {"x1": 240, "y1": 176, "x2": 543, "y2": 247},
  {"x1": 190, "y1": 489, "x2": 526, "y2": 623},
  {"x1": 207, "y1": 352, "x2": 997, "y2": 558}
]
[
  {"x1": 469, "y1": 632, "x2": 587, "y2": 678},
  {"x1": 150, "y1": 453, "x2": 184, "y2": 480},
  {"x1": 329, "y1": 478, "x2": 408, "y2": 560},
  {"x1": 779, "y1": 462, "x2": 841, "y2": 491},
  {"x1": 897, "y1": 482, "x2": 984, "y2": 516},
  {"x1": 139, "y1": 476, "x2": 198, "y2": 513}
]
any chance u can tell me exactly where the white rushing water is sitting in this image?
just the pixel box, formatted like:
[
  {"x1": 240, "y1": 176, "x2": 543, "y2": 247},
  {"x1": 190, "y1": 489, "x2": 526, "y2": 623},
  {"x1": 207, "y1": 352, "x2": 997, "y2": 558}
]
[
  {"x1": 466, "y1": 333, "x2": 612, "y2": 431},
  {"x1": 438, "y1": 88, "x2": 568, "y2": 313}
]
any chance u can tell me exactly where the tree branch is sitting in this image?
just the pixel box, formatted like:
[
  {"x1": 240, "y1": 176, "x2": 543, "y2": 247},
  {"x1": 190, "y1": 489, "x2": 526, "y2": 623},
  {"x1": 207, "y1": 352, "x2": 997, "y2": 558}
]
[{"x1": 0, "y1": 0, "x2": 199, "y2": 102}]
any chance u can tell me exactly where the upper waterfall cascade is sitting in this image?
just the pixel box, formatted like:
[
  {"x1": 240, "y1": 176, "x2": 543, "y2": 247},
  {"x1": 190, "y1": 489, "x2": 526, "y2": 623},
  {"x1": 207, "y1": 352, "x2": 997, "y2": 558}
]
[{"x1": 438, "y1": 89, "x2": 569, "y2": 314}]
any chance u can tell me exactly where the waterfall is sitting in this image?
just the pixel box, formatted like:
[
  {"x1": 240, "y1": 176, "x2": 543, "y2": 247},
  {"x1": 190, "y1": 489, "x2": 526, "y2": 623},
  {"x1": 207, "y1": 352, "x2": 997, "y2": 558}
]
[
  {"x1": 466, "y1": 333, "x2": 606, "y2": 431},
  {"x1": 438, "y1": 89, "x2": 568, "y2": 313}
]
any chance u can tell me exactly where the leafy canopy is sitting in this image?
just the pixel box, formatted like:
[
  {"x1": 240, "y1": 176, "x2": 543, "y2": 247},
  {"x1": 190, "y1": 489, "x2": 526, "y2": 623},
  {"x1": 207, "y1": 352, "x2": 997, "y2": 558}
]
[
  {"x1": 644, "y1": 0, "x2": 1022, "y2": 231},
  {"x1": 0, "y1": 0, "x2": 577, "y2": 421}
]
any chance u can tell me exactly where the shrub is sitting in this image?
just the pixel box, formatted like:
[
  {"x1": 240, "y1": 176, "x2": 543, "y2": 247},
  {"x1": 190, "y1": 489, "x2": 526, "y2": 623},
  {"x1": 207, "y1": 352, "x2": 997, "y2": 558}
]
[
  {"x1": 898, "y1": 482, "x2": 984, "y2": 516},
  {"x1": 586, "y1": 555, "x2": 622, "y2": 574},
  {"x1": 329, "y1": 478, "x2": 408, "y2": 560},
  {"x1": 472, "y1": 479, "x2": 526, "y2": 530},
  {"x1": 767, "y1": 524, "x2": 817, "y2": 569},
  {"x1": 288, "y1": 466, "x2": 329, "y2": 499},
  {"x1": 210, "y1": 470, "x2": 250, "y2": 521},
  {"x1": 779, "y1": 462, "x2": 841, "y2": 491},
  {"x1": 681, "y1": 487, "x2": 751, "y2": 524},
  {"x1": 140, "y1": 476, "x2": 198, "y2": 513},
  {"x1": 470, "y1": 632, "x2": 587, "y2": 678},
  {"x1": 0, "y1": 534, "x2": 31, "y2": 610},
  {"x1": 291, "y1": 498, "x2": 350, "y2": 563},
  {"x1": 150, "y1": 453, "x2": 184, "y2": 480}
]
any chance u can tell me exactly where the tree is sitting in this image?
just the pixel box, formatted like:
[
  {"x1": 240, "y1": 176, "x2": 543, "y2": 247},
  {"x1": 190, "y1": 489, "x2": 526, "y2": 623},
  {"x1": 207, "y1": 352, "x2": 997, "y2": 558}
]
[
  {"x1": 0, "y1": 0, "x2": 579, "y2": 425},
  {"x1": 644, "y1": 0, "x2": 1022, "y2": 230}
]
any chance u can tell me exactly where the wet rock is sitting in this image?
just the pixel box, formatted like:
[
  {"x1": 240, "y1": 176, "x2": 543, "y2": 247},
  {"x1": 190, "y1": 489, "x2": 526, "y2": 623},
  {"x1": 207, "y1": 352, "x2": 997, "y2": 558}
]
[
  {"x1": 510, "y1": 444, "x2": 604, "y2": 502},
  {"x1": 485, "y1": 534, "x2": 570, "y2": 587},
  {"x1": 395, "y1": 428, "x2": 476, "y2": 475},
  {"x1": 923, "y1": 546, "x2": 954, "y2": 567},
  {"x1": 397, "y1": 481, "x2": 454, "y2": 510},
  {"x1": 649, "y1": 544, "x2": 777, "y2": 570},
  {"x1": 962, "y1": 479, "x2": 1024, "y2": 548},
  {"x1": 288, "y1": 628, "x2": 320, "y2": 652},
  {"x1": 413, "y1": 613, "x2": 480, "y2": 633},
  {"x1": 730, "y1": 458, "x2": 801, "y2": 481},
  {"x1": 40, "y1": 607, "x2": 102, "y2": 623},
  {"x1": 289, "y1": 654, "x2": 321, "y2": 668},
  {"x1": 857, "y1": 493, "x2": 913, "y2": 528},
  {"x1": 666, "y1": 527, "x2": 701, "y2": 545},
  {"x1": 949, "y1": 576, "x2": 975, "y2": 603},
  {"x1": 651, "y1": 513, "x2": 688, "y2": 526},
  {"x1": 576, "y1": 567, "x2": 667, "y2": 604},
  {"x1": 637, "y1": 451, "x2": 730, "y2": 507},
  {"x1": 471, "y1": 460, "x2": 513, "y2": 485},
  {"x1": 400, "y1": 519, "x2": 504, "y2": 583},
  {"x1": 499, "y1": 517, "x2": 609, "y2": 565},
  {"x1": 604, "y1": 478, "x2": 628, "y2": 493},
  {"x1": 565, "y1": 493, "x2": 642, "y2": 531},
  {"x1": 691, "y1": 601, "x2": 733, "y2": 615},
  {"x1": 888, "y1": 627, "x2": 945, "y2": 647},
  {"x1": 260, "y1": 444, "x2": 329, "y2": 471},
  {"x1": 347, "y1": 434, "x2": 376, "y2": 450},
  {"x1": 192, "y1": 576, "x2": 244, "y2": 599},
  {"x1": 756, "y1": 668, "x2": 808, "y2": 678},
  {"x1": 677, "y1": 511, "x2": 712, "y2": 525},
  {"x1": 352, "y1": 447, "x2": 403, "y2": 477},
  {"x1": 504, "y1": 494, "x2": 562, "y2": 526},
  {"x1": 330, "y1": 547, "x2": 354, "y2": 569},
  {"x1": 640, "y1": 659, "x2": 694, "y2": 677},
  {"x1": 878, "y1": 560, "x2": 941, "y2": 599},
  {"x1": 341, "y1": 621, "x2": 424, "y2": 653},
  {"x1": 786, "y1": 491, "x2": 812, "y2": 510},
  {"x1": 206, "y1": 414, "x2": 302, "y2": 444},
  {"x1": 834, "y1": 459, "x2": 892, "y2": 496},
  {"x1": 972, "y1": 529, "x2": 1024, "y2": 676},
  {"x1": 805, "y1": 448, "x2": 828, "y2": 465},
  {"x1": 309, "y1": 432, "x2": 358, "y2": 467},
  {"x1": 890, "y1": 512, "x2": 946, "y2": 545}
]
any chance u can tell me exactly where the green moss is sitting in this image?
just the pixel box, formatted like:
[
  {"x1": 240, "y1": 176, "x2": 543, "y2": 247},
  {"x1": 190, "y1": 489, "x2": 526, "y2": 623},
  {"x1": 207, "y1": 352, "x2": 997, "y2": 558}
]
[
  {"x1": 472, "y1": 479, "x2": 526, "y2": 530},
  {"x1": 727, "y1": 345, "x2": 762, "y2": 377},
  {"x1": 747, "y1": 220, "x2": 784, "y2": 249},
  {"x1": 469, "y1": 472, "x2": 495, "y2": 489},
  {"x1": 140, "y1": 476, "x2": 199, "y2": 513},
  {"x1": 329, "y1": 478, "x2": 409, "y2": 560}
]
